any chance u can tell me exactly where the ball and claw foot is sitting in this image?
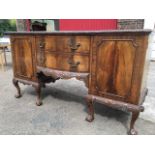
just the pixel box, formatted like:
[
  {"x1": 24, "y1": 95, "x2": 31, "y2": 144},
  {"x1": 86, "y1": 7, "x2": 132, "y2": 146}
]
[
  {"x1": 15, "y1": 94, "x2": 22, "y2": 98},
  {"x1": 36, "y1": 100, "x2": 42, "y2": 106},
  {"x1": 34, "y1": 84, "x2": 42, "y2": 106},
  {"x1": 13, "y1": 79, "x2": 22, "y2": 99},
  {"x1": 85, "y1": 114, "x2": 94, "y2": 122},
  {"x1": 128, "y1": 111, "x2": 140, "y2": 135},
  {"x1": 128, "y1": 129, "x2": 138, "y2": 135},
  {"x1": 85, "y1": 95, "x2": 94, "y2": 123}
]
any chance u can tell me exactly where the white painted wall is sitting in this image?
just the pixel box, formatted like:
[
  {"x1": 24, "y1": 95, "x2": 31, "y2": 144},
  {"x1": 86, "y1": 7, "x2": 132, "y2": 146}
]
[
  {"x1": 144, "y1": 19, "x2": 155, "y2": 29},
  {"x1": 151, "y1": 31, "x2": 155, "y2": 59},
  {"x1": 144, "y1": 19, "x2": 155, "y2": 60}
]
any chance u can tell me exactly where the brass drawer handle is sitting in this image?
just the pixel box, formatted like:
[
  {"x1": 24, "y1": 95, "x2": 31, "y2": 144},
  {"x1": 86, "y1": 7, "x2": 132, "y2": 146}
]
[
  {"x1": 39, "y1": 42, "x2": 45, "y2": 48},
  {"x1": 68, "y1": 38, "x2": 81, "y2": 51},
  {"x1": 68, "y1": 60, "x2": 80, "y2": 68},
  {"x1": 69, "y1": 43, "x2": 81, "y2": 50}
]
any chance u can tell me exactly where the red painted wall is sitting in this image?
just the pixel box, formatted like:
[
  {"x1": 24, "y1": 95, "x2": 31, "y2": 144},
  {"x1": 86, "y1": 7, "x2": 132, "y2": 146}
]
[{"x1": 59, "y1": 19, "x2": 117, "y2": 30}]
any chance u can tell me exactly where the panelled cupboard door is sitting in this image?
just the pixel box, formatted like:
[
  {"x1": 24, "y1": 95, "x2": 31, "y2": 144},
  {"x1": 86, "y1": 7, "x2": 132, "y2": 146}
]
[
  {"x1": 11, "y1": 37, "x2": 34, "y2": 79},
  {"x1": 92, "y1": 38, "x2": 137, "y2": 101}
]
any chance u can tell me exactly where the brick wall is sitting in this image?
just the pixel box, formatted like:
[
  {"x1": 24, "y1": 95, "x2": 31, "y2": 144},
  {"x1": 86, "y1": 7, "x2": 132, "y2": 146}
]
[
  {"x1": 16, "y1": 19, "x2": 145, "y2": 31},
  {"x1": 117, "y1": 19, "x2": 144, "y2": 29}
]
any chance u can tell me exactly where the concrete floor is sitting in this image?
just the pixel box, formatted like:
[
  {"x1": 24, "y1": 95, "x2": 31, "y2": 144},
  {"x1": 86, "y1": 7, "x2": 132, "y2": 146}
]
[{"x1": 0, "y1": 53, "x2": 155, "y2": 135}]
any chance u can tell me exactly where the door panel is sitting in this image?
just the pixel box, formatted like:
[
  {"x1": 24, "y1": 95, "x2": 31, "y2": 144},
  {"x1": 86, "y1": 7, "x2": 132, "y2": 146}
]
[
  {"x1": 12, "y1": 37, "x2": 34, "y2": 79},
  {"x1": 95, "y1": 39, "x2": 136, "y2": 99},
  {"x1": 96, "y1": 41, "x2": 116, "y2": 93},
  {"x1": 114, "y1": 41, "x2": 135, "y2": 97}
]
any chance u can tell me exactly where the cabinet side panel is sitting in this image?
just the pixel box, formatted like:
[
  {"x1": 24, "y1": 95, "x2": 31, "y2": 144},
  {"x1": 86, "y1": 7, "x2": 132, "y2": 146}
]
[
  {"x1": 11, "y1": 35, "x2": 36, "y2": 81},
  {"x1": 128, "y1": 35, "x2": 150, "y2": 104},
  {"x1": 10, "y1": 36, "x2": 16, "y2": 77},
  {"x1": 139, "y1": 35, "x2": 150, "y2": 104}
]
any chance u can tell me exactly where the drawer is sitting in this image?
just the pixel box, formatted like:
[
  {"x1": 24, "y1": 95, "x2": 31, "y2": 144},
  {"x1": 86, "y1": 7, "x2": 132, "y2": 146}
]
[
  {"x1": 36, "y1": 35, "x2": 90, "y2": 54},
  {"x1": 74, "y1": 36, "x2": 91, "y2": 53},
  {"x1": 44, "y1": 52, "x2": 89, "y2": 72}
]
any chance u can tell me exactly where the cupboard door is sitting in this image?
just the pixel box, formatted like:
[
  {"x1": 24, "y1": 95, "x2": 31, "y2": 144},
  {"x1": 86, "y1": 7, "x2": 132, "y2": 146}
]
[
  {"x1": 12, "y1": 37, "x2": 34, "y2": 79},
  {"x1": 93, "y1": 39, "x2": 137, "y2": 100}
]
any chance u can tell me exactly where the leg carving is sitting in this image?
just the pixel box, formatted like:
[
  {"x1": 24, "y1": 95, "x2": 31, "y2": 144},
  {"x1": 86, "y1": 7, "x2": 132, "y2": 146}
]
[
  {"x1": 85, "y1": 95, "x2": 94, "y2": 122},
  {"x1": 34, "y1": 83, "x2": 42, "y2": 106},
  {"x1": 12, "y1": 78, "x2": 22, "y2": 98},
  {"x1": 128, "y1": 112, "x2": 140, "y2": 135}
]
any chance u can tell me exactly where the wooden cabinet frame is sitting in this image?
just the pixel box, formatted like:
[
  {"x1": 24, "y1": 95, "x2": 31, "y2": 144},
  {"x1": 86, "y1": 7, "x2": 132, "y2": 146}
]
[{"x1": 6, "y1": 30, "x2": 151, "y2": 135}]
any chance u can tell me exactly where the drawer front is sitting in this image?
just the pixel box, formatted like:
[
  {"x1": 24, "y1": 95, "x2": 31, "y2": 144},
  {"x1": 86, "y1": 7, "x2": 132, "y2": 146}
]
[
  {"x1": 36, "y1": 35, "x2": 90, "y2": 72},
  {"x1": 36, "y1": 35, "x2": 90, "y2": 54},
  {"x1": 74, "y1": 36, "x2": 90, "y2": 53},
  {"x1": 44, "y1": 52, "x2": 89, "y2": 72}
]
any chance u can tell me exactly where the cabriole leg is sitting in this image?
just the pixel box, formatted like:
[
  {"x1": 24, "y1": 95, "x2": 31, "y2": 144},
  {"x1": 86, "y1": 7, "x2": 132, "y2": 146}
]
[
  {"x1": 34, "y1": 83, "x2": 42, "y2": 106},
  {"x1": 128, "y1": 112, "x2": 140, "y2": 135},
  {"x1": 85, "y1": 95, "x2": 94, "y2": 122},
  {"x1": 12, "y1": 78, "x2": 22, "y2": 98}
]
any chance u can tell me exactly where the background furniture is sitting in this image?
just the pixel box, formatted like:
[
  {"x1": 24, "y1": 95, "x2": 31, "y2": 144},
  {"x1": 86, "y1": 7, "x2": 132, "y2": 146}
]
[
  {"x1": 31, "y1": 21, "x2": 47, "y2": 31},
  {"x1": 6, "y1": 30, "x2": 151, "y2": 134},
  {"x1": 0, "y1": 45, "x2": 7, "y2": 71}
]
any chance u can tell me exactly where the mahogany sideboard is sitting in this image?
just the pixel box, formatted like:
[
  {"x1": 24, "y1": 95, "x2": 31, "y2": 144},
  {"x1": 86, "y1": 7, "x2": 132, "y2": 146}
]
[{"x1": 6, "y1": 30, "x2": 152, "y2": 135}]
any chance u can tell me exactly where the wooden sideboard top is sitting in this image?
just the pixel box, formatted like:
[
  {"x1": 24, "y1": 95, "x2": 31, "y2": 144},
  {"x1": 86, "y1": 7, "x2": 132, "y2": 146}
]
[{"x1": 5, "y1": 29, "x2": 152, "y2": 35}]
